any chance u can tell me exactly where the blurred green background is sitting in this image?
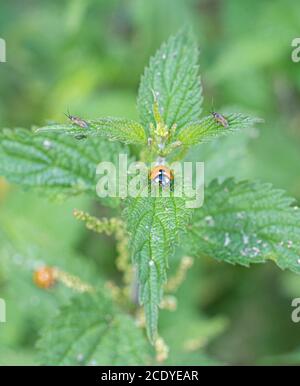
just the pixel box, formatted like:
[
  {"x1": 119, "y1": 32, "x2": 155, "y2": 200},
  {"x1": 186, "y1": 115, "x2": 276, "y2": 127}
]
[{"x1": 0, "y1": 0, "x2": 300, "y2": 365}]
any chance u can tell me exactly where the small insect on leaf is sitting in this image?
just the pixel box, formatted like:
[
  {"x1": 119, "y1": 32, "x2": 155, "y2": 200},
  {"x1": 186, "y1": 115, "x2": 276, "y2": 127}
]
[
  {"x1": 65, "y1": 112, "x2": 89, "y2": 129},
  {"x1": 33, "y1": 266, "x2": 56, "y2": 289},
  {"x1": 211, "y1": 112, "x2": 229, "y2": 128}
]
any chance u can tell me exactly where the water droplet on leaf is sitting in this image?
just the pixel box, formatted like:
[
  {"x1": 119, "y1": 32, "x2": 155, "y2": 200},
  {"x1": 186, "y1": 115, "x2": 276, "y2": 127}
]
[{"x1": 224, "y1": 233, "x2": 231, "y2": 247}]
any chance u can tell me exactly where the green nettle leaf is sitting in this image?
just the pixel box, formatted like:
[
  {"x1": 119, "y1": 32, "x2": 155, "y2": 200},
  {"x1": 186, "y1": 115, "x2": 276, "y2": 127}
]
[
  {"x1": 137, "y1": 29, "x2": 202, "y2": 134},
  {"x1": 0, "y1": 128, "x2": 125, "y2": 198},
  {"x1": 177, "y1": 113, "x2": 262, "y2": 146},
  {"x1": 38, "y1": 117, "x2": 147, "y2": 145},
  {"x1": 188, "y1": 179, "x2": 300, "y2": 273},
  {"x1": 125, "y1": 195, "x2": 192, "y2": 343},
  {"x1": 37, "y1": 292, "x2": 151, "y2": 365},
  {"x1": 258, "y1": 348, "x2": 300, "y2": 366}
]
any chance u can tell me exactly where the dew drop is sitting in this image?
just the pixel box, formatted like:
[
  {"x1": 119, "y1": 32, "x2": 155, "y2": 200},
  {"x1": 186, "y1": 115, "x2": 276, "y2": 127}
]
[
  {"x1": 287, "y1": 240, "x2": 293, "y2": 249},
  {"x1": 224, "y1": 233, "x2": 231, "y2": 247},
  {"x1": 162, "y1": 53, "x2": 167, "y2": 60},
  {"x1": 149, "y1": 260, "x2": 155, "y2": 267},
  {"x1": 43, "y1": 139, "x2": 52, "y2": 149},
  {"x1": 242, "y1": 232, "x2": 249, "y2": 245}
]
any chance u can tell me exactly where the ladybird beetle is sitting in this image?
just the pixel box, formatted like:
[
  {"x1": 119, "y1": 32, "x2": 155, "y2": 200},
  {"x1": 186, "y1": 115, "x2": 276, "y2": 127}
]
[
  {"x1": 33, "y1": 266, "x2": 56, "y2": 289},
  {"x1": 65, "y1": 112, "x2": 89, "y2": 129},
  {"x1": 211, "y1": 111, "x2": 229, "y2": 128},
  {"x1": 150, "y1": 165, "x2": 174, "y2": 187}
]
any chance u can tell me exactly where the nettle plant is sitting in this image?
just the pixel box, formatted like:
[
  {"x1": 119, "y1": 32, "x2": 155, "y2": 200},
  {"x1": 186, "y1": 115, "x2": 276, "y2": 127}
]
[{"x1": 1, "y1": 30, "x2": 300, "y2": 365}]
